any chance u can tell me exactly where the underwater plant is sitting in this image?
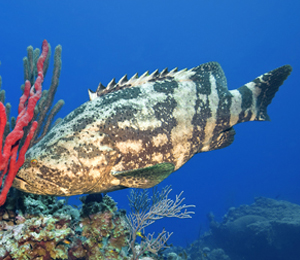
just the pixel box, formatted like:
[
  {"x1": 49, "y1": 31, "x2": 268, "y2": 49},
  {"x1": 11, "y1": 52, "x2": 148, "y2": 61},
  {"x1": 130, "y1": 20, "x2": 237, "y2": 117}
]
[
  {"x1": 0, "y1": 40, "x2": 49, "y2": 207},
  {"x1": 126, "y1": 186, "x2": 195, "y2": 259},
  {"x1": 0, "y1": 40, "x2": 64, "y2": 207}
]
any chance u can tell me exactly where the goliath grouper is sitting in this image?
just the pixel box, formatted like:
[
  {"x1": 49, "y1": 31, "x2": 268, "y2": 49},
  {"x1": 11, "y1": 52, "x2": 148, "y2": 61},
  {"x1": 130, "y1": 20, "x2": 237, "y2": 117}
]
[{"x1": 13, "y1": 62, "x2": 292, "y2": 196}]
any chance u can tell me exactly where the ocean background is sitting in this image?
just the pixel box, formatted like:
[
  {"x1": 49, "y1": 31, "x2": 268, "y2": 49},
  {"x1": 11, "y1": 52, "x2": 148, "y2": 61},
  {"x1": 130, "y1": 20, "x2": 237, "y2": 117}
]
[{"x1": 0, "y1": 0, "x2": 299, "y2": 247}]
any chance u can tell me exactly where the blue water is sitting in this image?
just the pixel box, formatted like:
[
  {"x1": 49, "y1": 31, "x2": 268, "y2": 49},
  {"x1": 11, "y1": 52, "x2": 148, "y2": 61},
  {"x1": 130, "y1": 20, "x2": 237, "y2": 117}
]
[{"x1": 0, "y1": 0, "x2": 299, "y2": 247}]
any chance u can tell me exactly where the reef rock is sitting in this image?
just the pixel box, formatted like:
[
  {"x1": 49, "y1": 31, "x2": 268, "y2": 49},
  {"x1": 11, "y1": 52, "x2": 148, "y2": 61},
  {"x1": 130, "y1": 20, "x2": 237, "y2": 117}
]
[{"x1": 210, "y1": 197, "x2": 300, "y2": 260}]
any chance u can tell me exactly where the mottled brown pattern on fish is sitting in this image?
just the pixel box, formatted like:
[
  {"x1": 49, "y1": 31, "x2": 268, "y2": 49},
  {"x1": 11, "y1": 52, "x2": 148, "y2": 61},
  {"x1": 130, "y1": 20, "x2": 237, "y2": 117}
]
[{"x1": 97, "y1": 119, "x2": 175, "y2": 172}]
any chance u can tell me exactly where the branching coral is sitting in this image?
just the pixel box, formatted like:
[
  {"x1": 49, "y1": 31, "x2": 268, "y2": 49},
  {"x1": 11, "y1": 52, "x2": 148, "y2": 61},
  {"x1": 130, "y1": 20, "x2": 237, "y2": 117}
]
[{"x1": 127, "y1": 186, "x2": 195, "y2": 259}]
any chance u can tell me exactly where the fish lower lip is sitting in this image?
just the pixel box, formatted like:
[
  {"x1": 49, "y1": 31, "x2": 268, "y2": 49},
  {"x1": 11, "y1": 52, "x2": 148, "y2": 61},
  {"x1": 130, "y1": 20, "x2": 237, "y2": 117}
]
[
  {"x1": 14, "y1": 175, "x2": 46, "y2": 195},
  {"x1": 15, "y1": 175, "x2": 30, "y2": 184}
]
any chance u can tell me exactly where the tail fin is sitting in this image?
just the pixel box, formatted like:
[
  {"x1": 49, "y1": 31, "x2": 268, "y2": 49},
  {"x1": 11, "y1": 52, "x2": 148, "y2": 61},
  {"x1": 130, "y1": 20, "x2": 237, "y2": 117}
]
[{"x1": 237, "y1": 65, "x2": 292, "y2": 122}]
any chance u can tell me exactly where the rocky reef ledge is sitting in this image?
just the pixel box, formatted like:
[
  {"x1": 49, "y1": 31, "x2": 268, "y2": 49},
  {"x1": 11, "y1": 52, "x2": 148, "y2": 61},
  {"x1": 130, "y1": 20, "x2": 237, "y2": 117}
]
[{"x1": 174, "y1": 197, "x2": 300, "y2": 260}]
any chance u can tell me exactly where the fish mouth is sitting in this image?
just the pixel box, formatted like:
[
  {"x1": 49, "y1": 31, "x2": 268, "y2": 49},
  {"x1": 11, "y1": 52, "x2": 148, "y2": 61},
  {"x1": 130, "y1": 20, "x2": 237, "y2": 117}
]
[
  {"x1": 13, "y1": 175, "x2": 45, "y2": 195},
  {"x1": 15, "y1": 175, "x2": 30, "y2": 184},
  {"x1": 13, "y1": 174, "x2": 64, "y2": 196}
]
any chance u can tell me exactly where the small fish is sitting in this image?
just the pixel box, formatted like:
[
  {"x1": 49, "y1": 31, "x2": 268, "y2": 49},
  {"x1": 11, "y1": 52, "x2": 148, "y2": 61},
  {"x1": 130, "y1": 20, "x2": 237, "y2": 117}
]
[
  {"x1": 13, "y1": 62, "x2": 292, "y2": 196},
  {"x1": 136, "y1": 231, "x2": 146, "y2": 239},
  {"x1": 62, "y1": 239, "x2": 72, "y2": 245}
]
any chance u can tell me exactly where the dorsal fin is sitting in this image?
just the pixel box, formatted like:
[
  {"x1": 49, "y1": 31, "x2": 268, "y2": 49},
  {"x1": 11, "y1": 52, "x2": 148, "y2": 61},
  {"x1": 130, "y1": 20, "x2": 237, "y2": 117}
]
[{"x1": 88, "y1": 62, "x2": 227, "y2": 100}]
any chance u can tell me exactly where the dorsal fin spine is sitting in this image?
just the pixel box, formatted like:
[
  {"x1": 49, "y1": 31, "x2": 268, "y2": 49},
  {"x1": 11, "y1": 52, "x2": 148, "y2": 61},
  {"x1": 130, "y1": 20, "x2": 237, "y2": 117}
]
[
  {"x1": 107, "y1": 78, "x2": 116, "y2": 90},
  {"x1": 149, "y1": 69, "x2": 159, "y2": 79},
  {"x1": 169, "y1": 67, "x2": 178, "y2": 74},
  {"x1": 140, "y1": 71, "x2": 149, "y2": 79},
  {"x1": 160, "y1": 68, "x2": 168, "y2": 76},
  {"x1": 118, "y1": 74, "x2": 128, "y2": 85}
]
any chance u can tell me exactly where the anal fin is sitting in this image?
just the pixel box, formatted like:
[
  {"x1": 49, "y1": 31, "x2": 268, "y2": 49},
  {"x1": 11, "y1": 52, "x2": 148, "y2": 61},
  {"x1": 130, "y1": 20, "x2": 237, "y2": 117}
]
[
  {"x1": 111, "y1": 162, "x2": 175, "y2": 189},
  {"x1": 209, "y1": 127, "x2": 236, "y2": 151}
]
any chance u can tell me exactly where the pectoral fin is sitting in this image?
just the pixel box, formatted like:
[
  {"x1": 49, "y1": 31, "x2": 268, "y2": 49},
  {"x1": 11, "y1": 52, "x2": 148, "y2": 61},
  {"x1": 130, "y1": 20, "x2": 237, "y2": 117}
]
[{"x1": 111, "y1": 162, "x2": 175, "y2": 188}]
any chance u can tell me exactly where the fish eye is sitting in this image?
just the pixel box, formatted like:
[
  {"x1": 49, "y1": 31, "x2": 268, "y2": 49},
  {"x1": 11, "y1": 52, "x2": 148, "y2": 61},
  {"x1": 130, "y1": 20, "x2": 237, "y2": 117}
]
[{"x1": 30, "y1": 159, "x2": 38, "y2": 166}]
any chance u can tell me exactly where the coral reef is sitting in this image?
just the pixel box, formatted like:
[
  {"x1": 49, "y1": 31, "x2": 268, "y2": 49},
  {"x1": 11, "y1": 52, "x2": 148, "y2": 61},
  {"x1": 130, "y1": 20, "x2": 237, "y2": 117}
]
[
  {"x1": 69, "y1": 209, "x2": 130, "y2": 260},
  {"x1": 0, "y1": 214, "x2": 73, "y2": 259},
  {"x1": 0, "y1": 195, "x2": 130, "y2": 260},
  {"x1": 210, "y1": 197, "x2": 300, "y2": 260},
  {"x1": 80, "y1": 194, "x2": 117, "y2": 218},
  {"x1": 179, "y1": 197, "x2": 300, "y2": 260},
  {"x1": 0, "y1": 186, "x2": 197, "y2": 260}
]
